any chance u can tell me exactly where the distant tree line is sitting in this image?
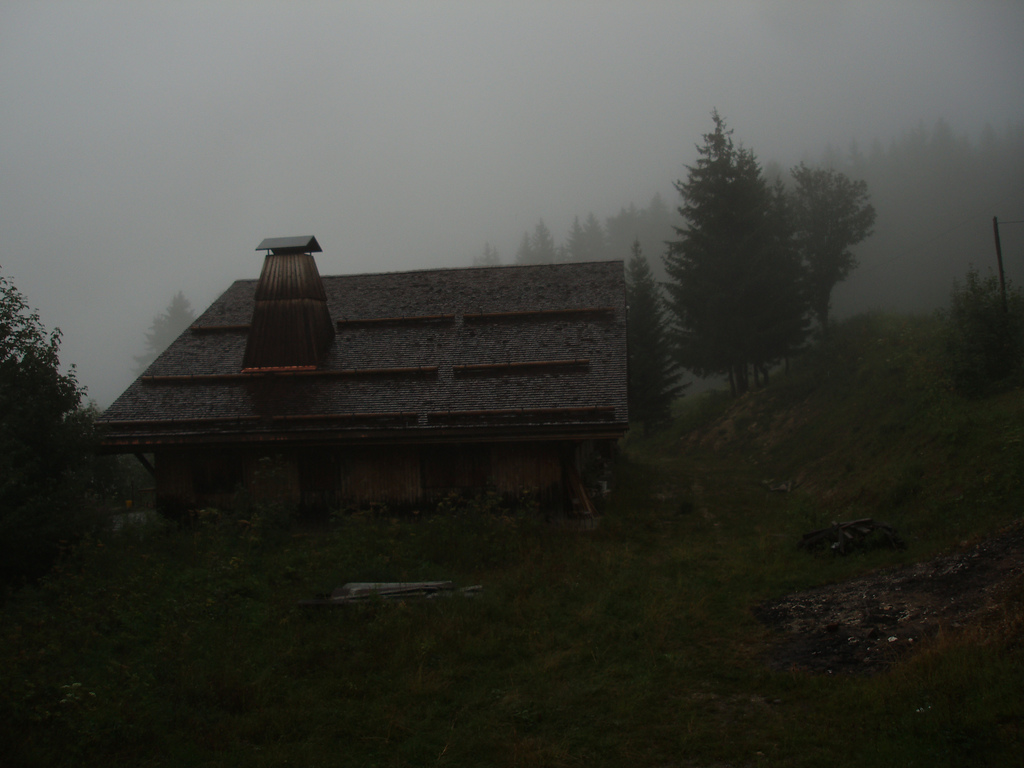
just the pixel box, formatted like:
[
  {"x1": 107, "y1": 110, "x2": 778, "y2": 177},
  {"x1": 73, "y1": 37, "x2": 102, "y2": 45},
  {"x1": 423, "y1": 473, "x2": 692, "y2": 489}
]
[
  {"x1": 475, "y1": 117, "x2": 1024, "y2": 320},
  {"x1": 472, "y1": 194, "x2": 676, "y2": 272},
  {"x1": 808, "y1": 119, "x2": 1024, "y2": 316}
]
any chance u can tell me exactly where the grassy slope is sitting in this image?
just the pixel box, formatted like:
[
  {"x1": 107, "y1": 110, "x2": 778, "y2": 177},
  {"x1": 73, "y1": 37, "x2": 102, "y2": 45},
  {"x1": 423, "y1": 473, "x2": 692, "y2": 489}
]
[{"x1": 2, "y1": 313, "x2": 1022, "y2": 767}]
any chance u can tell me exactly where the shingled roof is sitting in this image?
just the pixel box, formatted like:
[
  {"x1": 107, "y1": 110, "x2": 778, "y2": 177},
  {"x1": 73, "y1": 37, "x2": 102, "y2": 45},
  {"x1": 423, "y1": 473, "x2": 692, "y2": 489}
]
[{"x1": 99, "y1": 260, "x2": 628, "y2": 449}]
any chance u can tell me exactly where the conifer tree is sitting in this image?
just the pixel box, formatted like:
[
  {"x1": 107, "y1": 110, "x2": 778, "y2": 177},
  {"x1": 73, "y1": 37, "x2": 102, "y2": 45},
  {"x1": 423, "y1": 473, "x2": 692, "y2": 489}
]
[
  {"x1": 566, "y1": 213, "x2": 609, "y2": 262},
  {"x1": 515, "y1": 220, "x2": 557, "y2": 264},
  {"x1": 473, "y1": 242, "x2": 501, "y2": 266},
  {"x1": 581, "y1": 213, "x2": 608, "y2": 262},
  {"x1": 606, "y1": 203, "x2": 642, "y2": 264},
  {"x1": 566, "y1": 216, "x2": 587, "y2": 262},
  {"x1": 530, "y1": 219, "x2": 557, "y2": 264},
  {"x1": 515, "y1": 232, "x2": 534, "y2": 265},
  {"x1": 664, "y1": 111, "x2": 807, "y2": 395},
  {"x1": 133, "y1": 291, "x2": 195, "y2": 373},
  {"x1": 626, "y1": 241, "x2": 683, "y2": 433}
]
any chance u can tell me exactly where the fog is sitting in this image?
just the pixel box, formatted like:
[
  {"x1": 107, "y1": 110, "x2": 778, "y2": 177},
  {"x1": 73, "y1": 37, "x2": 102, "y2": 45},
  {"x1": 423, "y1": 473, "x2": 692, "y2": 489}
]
[{"x1": 1, "y1": 1, "x2": 1022, "y2": 407}]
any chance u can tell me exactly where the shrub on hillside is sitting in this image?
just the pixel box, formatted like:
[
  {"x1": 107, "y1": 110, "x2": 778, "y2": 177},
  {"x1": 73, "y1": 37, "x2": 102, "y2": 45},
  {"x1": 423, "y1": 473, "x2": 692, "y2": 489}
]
[
  {"x1": 943, "y1": 267, "x2": 1024, "y2": 396},
  {"x1": 0, "y1": 270, "x2": 98, "y2": 578}
]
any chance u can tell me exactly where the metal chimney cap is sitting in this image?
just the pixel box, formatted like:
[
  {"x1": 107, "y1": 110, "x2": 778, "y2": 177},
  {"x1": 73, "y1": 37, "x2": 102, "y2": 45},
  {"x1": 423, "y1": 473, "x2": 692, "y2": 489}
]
[{"x1": 255, "y1": 236, "x2": 322, "y2": 254}]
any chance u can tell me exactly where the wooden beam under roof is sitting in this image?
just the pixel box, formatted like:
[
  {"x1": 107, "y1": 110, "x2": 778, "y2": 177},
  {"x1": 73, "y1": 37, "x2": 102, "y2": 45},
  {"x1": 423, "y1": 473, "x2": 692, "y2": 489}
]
[
  {"x1": 336, "y1": 313, "x2": 455, "y2": 327},
  {"x1": 462, "y1": 306, "x2": 616, "y2": 323},
  {"x1": 453, "y1": 359, "x2": 590, "y2": 376}
]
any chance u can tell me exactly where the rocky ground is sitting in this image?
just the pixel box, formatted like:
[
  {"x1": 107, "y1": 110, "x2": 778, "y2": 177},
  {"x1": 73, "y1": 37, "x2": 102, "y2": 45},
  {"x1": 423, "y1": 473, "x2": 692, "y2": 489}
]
[{"x1": 753, "y1": 521, "x2": 1024, "y2": 675}]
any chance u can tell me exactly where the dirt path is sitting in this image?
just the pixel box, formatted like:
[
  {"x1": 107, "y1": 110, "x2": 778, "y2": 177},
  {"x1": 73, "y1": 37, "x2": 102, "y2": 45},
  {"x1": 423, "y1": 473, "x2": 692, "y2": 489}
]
[{"x1": 753, "y1": 521, "x2": 1024, "y2": 675}]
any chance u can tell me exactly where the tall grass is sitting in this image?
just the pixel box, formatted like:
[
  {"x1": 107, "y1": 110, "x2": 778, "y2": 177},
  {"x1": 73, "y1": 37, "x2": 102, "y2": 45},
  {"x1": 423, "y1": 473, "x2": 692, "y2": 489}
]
[{"x1": 1, "y1": 313, "x2": 1022, "y2": 766}]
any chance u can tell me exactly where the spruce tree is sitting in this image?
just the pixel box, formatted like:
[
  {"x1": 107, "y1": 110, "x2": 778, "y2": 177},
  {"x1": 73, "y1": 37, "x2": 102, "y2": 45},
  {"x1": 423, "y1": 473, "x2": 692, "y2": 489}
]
[
  {"x1": 606, "y1": 203, "x2": 642, "y2": 265},
  {"x1": 626, "y1": 241, "x2": 683, "y2": 433},
  {"x1": 566, "y1": 216, "x2": 587, "y2": 262},
  {"x1": 664, "y1": 111, "x2": 807, "y2": 395},
  {"x1": 581, "y1": 213, "x2": 608, "y2": 262},
  {"x1": 516, "y1": 220, "x2": 557, "y2": 264},
  {"x1": 473, "y1": 242, "x2": 501, "y2": 266},
  {"x1": 566, "y1": 213, "x2": 609, "y2": 262},
  {"x1": 515, "y1": 232, "x2": 534, "y2": 265},
  {"x1": 530, "y1": 219, "x2": 557, "y2": 264},
  {"x1": 133, "y1": 291, "x2": 195, "y2": 373}
]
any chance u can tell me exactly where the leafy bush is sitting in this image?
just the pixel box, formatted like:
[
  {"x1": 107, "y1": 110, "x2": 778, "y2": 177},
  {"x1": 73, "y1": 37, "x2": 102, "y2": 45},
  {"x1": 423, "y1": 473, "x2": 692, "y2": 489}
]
[
  {"x1": 943, "y1": 267, "x2": 1024, "y2": 396},
  {"x1": 0, "y1": 270, "x2": 98, "y2": 578}
]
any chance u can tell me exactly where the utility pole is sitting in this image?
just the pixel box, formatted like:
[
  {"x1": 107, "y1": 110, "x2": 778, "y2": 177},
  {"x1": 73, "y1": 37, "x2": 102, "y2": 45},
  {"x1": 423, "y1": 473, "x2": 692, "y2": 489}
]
[{"x1": 993, "y1": 216, "x2": 1007, "y2": 313}]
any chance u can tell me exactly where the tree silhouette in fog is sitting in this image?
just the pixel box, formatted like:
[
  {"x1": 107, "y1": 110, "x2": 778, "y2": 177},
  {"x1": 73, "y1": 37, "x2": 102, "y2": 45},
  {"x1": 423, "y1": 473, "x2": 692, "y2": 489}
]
[
  {"x1": 626, "y1": 241, "x2": 683, "y2": 433},
  {"x1": 133, "y1": 291, "x2": 195, "y2": 374},
  {"x1": 664, "y1": 111, "x2": 807, "y2": 395},
  {"x1": 790, "y1": 164, "x2": 876, "y2": 337}
]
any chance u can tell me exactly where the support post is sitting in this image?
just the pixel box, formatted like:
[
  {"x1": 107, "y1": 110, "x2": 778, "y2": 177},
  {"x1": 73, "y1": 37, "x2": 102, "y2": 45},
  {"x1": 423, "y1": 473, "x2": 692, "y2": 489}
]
[
  {"x1": 133, "y1": 452, "x2": 156, "y2": 478},
  {"x1": 994, "y1": 216, "x2": 1008, "y2": 313}
]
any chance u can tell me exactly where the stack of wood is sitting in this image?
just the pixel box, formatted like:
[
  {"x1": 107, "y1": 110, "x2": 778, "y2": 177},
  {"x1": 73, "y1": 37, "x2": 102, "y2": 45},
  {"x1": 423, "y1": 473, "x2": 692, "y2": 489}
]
[
  {"x1": 299, "y1": 582, "x2": 482, "y2": 606},
  {"x1": 799, "y1": 519, "x2": 904, "y2": 554}
]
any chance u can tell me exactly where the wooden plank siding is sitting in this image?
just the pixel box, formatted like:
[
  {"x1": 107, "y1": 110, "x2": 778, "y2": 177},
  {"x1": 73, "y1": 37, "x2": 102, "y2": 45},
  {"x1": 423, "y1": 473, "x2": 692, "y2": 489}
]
[
  {"x1": 152, "y1": 440, "x2": 576, "y2": 514},
  {"x1": 491, "y1": 443, "x2": 563, "y2": 497},
  {"x1": 339, "y1": 447, "x2": 422, "y2": 507},
  {"x1": 154, "y1": 451, "x2": 194, "y2": 511}
]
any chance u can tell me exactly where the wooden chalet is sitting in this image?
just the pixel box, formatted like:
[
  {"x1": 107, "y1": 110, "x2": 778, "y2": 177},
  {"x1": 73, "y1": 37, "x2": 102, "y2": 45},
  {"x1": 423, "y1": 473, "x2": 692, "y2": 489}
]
[{"x1": 98, "y1": 237, "x2": 628, "y2": 516}]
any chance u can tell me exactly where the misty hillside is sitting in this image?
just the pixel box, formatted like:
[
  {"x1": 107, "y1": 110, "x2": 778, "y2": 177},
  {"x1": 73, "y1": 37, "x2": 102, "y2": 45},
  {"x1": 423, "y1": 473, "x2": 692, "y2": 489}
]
[
  {"x1": 651, "y1": 312, "x2": 1024, "y2": 551},
  {"x1": 820, "y1": 121, "x2": 1024, "y2": 317}
]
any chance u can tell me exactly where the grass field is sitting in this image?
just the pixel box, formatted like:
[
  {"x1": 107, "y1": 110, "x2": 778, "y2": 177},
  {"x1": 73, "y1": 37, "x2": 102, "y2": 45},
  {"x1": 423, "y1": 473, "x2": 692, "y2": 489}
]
[{"x1": 2, "y1": 313, "x2": 1022, "y2": 767}]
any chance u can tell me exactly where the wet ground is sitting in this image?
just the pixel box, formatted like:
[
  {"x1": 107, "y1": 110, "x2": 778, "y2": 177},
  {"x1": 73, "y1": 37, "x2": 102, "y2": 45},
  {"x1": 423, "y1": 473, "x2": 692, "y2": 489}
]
[{"x1": 754, "y1": 521, "x2": 1024, "y2": 675}]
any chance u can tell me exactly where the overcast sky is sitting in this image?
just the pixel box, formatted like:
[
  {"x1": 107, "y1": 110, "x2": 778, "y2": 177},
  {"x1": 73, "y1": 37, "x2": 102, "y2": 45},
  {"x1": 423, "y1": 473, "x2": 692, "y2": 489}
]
[{"x1": 2, "y1": 1, "x2": 1023, "y2": 406}]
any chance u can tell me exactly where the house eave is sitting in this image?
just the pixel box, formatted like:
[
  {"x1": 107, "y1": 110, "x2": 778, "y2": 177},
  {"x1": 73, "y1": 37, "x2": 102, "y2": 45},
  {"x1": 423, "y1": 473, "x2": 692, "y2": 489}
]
[{"x1": 97, "y1": 422, "x2": 629, "y2": 453}]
